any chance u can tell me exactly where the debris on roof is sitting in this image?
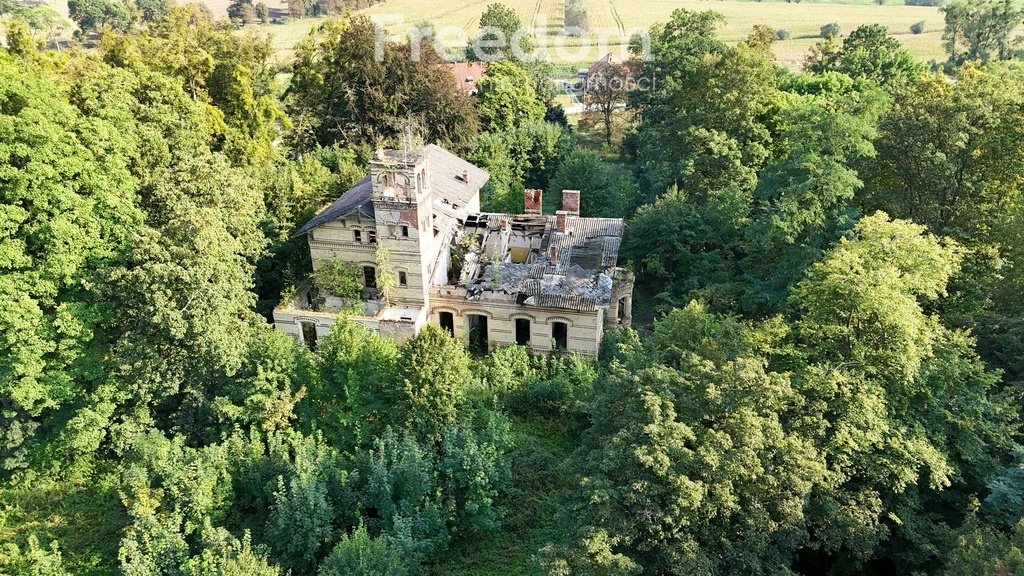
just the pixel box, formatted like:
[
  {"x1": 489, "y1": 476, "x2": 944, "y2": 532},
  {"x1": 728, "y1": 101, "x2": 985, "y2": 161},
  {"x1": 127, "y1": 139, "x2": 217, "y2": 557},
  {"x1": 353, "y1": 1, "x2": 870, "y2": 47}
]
[{"x1": 448, "y1": 212, "x2": 625, "y2": 311}]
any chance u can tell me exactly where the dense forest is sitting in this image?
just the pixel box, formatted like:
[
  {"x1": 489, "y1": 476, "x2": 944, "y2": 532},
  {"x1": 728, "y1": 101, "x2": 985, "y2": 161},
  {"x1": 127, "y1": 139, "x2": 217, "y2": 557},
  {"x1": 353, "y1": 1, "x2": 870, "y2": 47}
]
[{"x1": 3, "y1": 1, "x2": 1024, "y2": 575}]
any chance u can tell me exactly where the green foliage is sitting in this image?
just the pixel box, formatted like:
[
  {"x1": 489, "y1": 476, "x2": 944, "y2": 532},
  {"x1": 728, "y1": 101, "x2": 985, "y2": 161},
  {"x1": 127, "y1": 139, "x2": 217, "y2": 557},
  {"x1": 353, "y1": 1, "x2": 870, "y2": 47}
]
[
  {"x1": 67, "y1": 0, "x2": 130, "y2": 35},
  {"x1": 941, "y1": 0, "x2": 1024, "y2": 64},
  {"x1": 312, "y1": 260, "x2": 363, "y2": 300},
  {"x1": 477, "y1": 61, "x2": 547, "y2": 133},
  {"x1": 303, "y1": 320, "x2": 400, "y2": 447},
  {"x1": 318, "y1": 526, "x2": 409, "y2": 576},
  {"x1": 791, "y1": 213, "x2": 960, "y2": 380},
  {"x1": 548, "y1": 149, "x2": 634, "y2": 217},
  {"x1": 945, "y1": 522, "x2": 1024, "y2": 575},
  {"x1": 469, "y1": 121, "x2": 572, "y2": 213},
  {"x1": 557, "y1": 305, "x2": 823, "y2": 574},
  {"x1": 0, "y1": 535, "x2": 70, "y2": 576},
  {"x1": 631, "y1": 13, "x2": 781, "y2": 202},
  {"x1": 863, "y1": 64, "x2": 1024, "y2": 239},
  {"x1": 287, "y1": 15, "x2": 479, "y2": 151},
  {"x1": 375, "y1": 243, "x2": 397, "y2": 306},
  {"x1": 806, "y1": 24, "x2": 924, "y2": 89},
  {"x1": 470, "y1": 3, "x2": 533, "y2": 60},
  {"x1": 392, "y1": 325, "x2": 473, "y2": 441}
]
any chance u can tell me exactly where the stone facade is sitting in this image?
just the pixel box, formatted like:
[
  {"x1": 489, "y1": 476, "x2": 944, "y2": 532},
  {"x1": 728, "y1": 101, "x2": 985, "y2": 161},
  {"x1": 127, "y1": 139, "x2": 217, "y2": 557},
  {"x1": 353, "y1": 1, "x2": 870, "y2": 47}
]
[{"x1": 273, "y1": 145, "x2": 633, "y2": 356}]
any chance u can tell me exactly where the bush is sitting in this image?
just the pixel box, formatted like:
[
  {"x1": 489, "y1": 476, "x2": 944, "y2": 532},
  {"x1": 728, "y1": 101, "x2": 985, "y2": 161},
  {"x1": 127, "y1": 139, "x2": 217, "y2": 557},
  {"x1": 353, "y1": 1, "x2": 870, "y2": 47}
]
[
  {"x1": 820, "y1": 22, "x2": 840, "y2": 39},
  {"x1": 776, "y1": 28, "x2": 791, "y2": 41},
  {"x1": 911, "y1": 20, "x2": 926, "y2": 35},
  {"x1": 312, "y1": 260, "x2": 362, "y2": 299},
  {"x1": 905, "y1": 0, "x2": 944, "y2": 5},
  {"x1": 318, "y1": 526, "x2": 410, "y2": 576}
]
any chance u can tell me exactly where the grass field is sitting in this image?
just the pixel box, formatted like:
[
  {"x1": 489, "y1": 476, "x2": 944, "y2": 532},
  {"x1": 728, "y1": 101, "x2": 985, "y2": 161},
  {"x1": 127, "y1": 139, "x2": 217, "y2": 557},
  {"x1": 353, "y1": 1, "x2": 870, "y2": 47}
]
[{"x1": 256, "y1": 0, "x2": 948, "y2": 68}]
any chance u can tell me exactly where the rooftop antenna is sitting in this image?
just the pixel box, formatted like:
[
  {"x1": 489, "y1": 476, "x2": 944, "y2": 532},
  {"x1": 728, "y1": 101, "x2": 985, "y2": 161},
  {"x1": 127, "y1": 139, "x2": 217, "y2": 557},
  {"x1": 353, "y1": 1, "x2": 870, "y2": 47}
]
[{"x1": 399, "y1": 118, "x2": 425, "y2": 152}]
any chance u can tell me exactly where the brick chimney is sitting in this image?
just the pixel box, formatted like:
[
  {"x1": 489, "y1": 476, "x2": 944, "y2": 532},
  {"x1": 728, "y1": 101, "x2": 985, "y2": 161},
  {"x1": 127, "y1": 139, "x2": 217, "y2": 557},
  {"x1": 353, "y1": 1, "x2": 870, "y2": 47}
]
[
  {"x1": 549, "y1": 246, "x2": 558, "y2": 265},
  {"x1": 555, "y1": 210, "x2": 568, "y2": 232},
  {"x1": 462, "y1": 169, "x2": 469, "y2": 184},
  {"x1": 561, "y1": 190, "x2": 580, "y2": 215},
  {"x1": 524, "y1": 188, "x2": 543, "y2": 214}
]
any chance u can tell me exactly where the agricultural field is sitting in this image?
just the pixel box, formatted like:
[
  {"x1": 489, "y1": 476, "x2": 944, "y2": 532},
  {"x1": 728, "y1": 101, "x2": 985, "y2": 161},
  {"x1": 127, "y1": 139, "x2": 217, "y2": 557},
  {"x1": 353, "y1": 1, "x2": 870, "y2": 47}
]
[{"x1": 255, "y1": 0, "x2": 947, "y2": 67}]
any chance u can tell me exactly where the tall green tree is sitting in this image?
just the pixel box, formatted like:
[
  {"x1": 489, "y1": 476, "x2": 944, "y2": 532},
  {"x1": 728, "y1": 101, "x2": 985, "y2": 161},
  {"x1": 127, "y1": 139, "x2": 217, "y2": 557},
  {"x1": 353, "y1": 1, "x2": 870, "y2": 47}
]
[
  {"x1": 287, "y1": 15, "x2": 479, "y2": 151},
  {"x1": 941, "y1": 0, "x2": 1024, "y2": 64},
  {"x1": 476, "y1": 60, "x2": 546, "y2": 133},
  {"x1": 469, "y1": 3, "x2": 533, "y2": 61},
  {"x1": 805, "y1": 24, "x2": 923, "y2": 90}
]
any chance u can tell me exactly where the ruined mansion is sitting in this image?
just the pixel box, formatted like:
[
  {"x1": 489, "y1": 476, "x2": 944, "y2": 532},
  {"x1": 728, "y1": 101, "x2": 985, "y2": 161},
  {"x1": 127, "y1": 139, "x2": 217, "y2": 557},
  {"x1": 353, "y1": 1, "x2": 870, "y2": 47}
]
[{"x1": 273, "y1": 145, "x2": 634, "y2": 356}]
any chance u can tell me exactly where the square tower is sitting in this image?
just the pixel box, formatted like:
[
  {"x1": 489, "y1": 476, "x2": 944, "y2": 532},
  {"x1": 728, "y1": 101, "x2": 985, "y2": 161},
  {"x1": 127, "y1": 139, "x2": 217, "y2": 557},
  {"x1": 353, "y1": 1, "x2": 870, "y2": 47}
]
[{"x1": 369, "y1": 149, "x2": 435, "y2": 306}]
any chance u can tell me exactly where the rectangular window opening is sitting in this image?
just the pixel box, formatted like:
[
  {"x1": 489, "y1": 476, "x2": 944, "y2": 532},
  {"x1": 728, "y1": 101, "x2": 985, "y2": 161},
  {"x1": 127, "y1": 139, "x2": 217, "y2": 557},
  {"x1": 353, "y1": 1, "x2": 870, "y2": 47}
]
[
  {"x1": 439, "y1": 311, "x2": 454, "y2": 337},
  {"x1": 363, "y1": 266, "x2": 377, "y2": 289},
  {"x1": 300, "y1": 321, "x2": 318, "y2": 350},
  {"x1": 515, "y1": 318, "x2": 531, "y2": 346},
  {"x1": 467, "y1": 314, "x2": 489, "y2": 355},
  {"x1": 399, "y1": 271, "x2": 408, "y2": 287},
  {"x1": 552, "y1": 321, "x2": 568, "y2": 351},
  {"x1": 353, "y1": 230, "x2": 362, "y2": 243}
]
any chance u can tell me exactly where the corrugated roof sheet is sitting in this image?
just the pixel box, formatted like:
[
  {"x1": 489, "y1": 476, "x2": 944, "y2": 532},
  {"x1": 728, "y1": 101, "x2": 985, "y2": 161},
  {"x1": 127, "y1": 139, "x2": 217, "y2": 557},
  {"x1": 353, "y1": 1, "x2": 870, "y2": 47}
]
[{"x1": 293, "y1": 176, "x2": 374, "y2": 237}]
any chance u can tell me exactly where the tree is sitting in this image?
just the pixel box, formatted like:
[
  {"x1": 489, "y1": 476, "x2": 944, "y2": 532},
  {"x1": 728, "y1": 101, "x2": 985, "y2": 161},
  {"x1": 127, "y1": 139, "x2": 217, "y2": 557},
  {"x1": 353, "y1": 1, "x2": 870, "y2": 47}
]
[
  {"x1": 556, "y1": 305, "x2": 825, "y2": 573},
  {"x1": 311, "y1": 260, "x2": 362, "y2": 301},
  {"x1": 67, "y1": 0, "x2": 130, "y2": 36},
  {"x1": 548, "y1": 149, "x2": 633, "y2": 217},
  {"x1": 862, "y1": 65, "x2": 1024, "y2": 240},
  {"x1": 470, "y1": 3, "x2": 533, "y2": 61},
  {"x1": 227, "y1": 0, "x2": 254, "y2": 24},
  {"x1": 476, "y1": 60, "x2": 546, "y2": 133},
  {"x1": 468, "y1": 120, "x2": 571, "y2": 212},
  {"x1": 134, "y1": 0, "x2": 168, "y2": 22},
  {"x1": 631, "y1": 17, "x2": 782, "y2": 201},
  {"x1": 10, "y1": 6, "x2": 68, "y2": 49},
  {"x1": 0, "y1": 56, "x2": 142, "y2": 475},
  {"x1": 790, "y1": 212, "x2": 960, "y2": 381},
  {"x1": 102, "y1": 151, "x2": 267, "y2": 440},
  {"x1": 103, "y1": 4, "x2": 287, "y2": 166},
  {"x1": 805, "y1": 24, "x2": 923, "y2": 89},
  {"x1": 584, "y1": 59, "x2": 631, "y2": 144},
  {"x1": 942, "y1": 0, "x2": 1024, "y2": 64},
  {"x1": 391, "y1": 326, "x2": 473, "y2": 441},
  {"x1": 741, "y1": 83, "x2": 884, "y2": 314},
  {"x1": 374, "y1": 243, "x2": 397, "y2": 306},
  {"x1": 287, "y1": 15, "x2": 479, "y2": 150},
  {"x1": 318, "y1": 526, "x2": 409, "y2": 576}
]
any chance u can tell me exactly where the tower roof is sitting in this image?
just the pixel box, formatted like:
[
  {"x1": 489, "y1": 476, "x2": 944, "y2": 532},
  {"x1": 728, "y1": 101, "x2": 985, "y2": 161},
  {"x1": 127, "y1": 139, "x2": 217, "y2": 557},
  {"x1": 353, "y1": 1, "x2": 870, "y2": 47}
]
[{"x1": 293, "y1": 144, "x2": 489, "y2": 237}]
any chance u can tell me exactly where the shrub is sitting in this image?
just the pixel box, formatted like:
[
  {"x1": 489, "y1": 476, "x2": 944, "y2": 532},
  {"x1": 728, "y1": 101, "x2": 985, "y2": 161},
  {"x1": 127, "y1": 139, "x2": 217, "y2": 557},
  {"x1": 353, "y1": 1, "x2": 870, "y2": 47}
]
[
  {"x1": 820, "y1": 22, "x2": 840, "y2": 39},
  {"x1": 312, "y1": 260, "x2": 362, "y2": 299},
  {"x1": 318, "y1": 526, "x2": 410, "y2": 576},
  {"x1": 911, "y1": 20, "x2": 926, "y2": 35},
  {"x1": 776, "y1": 28, "x2": 791, "y2": 40}
]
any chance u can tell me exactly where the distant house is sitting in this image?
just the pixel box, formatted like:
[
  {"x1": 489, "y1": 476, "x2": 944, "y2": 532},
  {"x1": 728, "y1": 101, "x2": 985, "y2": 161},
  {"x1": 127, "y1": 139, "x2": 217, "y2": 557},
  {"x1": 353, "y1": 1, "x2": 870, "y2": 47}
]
[
  {"x1": 445, "y1": 62, "x2": 489, "y2": 95},
  {"x1": 586, "y1": 53, "x2": 623, "y2": 79},
  {"x1": 274, "y1": 145, "x2": 634, "y2": 356}
]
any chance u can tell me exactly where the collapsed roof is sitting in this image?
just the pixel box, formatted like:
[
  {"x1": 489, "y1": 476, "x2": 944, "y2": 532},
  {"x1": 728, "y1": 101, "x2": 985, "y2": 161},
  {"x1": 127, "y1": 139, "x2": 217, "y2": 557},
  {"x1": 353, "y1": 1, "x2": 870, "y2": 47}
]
[{"x1": 449, "y1": 212, "x2": 626, "y2": 312}]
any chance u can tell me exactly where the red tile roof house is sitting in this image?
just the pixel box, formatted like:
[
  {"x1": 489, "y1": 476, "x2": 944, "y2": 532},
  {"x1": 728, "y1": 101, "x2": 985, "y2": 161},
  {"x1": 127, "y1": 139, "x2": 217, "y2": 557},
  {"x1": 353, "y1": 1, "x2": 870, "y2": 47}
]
[{"x1": 445, "y1": 62, "x2": 489, "y2": 95}]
